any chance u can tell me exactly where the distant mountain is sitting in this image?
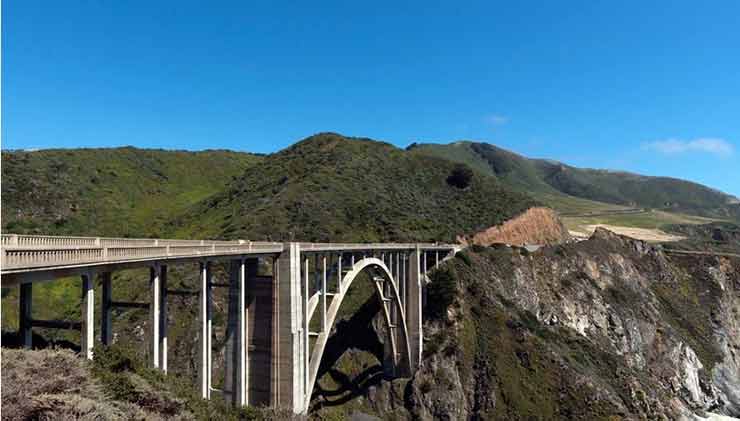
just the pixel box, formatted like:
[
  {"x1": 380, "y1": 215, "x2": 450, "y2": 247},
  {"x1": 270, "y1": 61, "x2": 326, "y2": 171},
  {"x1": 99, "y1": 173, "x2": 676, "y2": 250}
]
[
  {"x1": 410, "y1": 141, "x2": 740, "y2": 221},
  {"x1": 171, "y1": 133, "x2": 536, "y2": 242},
  {"x1": 1, "y1": 147, "x2": 261, "y2": 237}
]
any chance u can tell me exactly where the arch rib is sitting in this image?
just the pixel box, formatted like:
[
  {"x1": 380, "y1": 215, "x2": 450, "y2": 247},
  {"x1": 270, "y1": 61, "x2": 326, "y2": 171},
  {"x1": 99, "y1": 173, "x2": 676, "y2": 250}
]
[{"x1": 303, "y1": 257, "x2": 411, "y2": 412}]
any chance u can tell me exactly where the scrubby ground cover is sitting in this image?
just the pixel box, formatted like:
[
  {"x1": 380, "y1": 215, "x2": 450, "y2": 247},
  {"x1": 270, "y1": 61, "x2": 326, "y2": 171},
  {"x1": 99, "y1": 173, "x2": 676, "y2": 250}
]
[
  {"x1": 1, "y1": 346, "x2": 290, "y2": 420},
  {"x1": 1, "y1": 147, "x2": 260, "y2": 237}
]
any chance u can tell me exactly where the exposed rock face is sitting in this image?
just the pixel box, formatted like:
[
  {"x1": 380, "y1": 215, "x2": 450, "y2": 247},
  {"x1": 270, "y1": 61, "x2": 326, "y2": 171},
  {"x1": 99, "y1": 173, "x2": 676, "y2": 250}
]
[
  {"x1": 459, "y1": 207, "x2": 570, "y2": 247},
  {"x1": 409, "y1": 228, "x2": 740, "y2": 420}
]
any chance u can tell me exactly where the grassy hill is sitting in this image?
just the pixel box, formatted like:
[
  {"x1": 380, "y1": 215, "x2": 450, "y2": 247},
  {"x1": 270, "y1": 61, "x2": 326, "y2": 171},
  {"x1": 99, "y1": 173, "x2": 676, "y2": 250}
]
[
  {"x1": 3, "y1": 135, "x2": 739, "y2": 420},
  {"x1": 1, "y1": 147, "x2": 261, "y2": 237},
  {"x1": 1, "y1": 134, "x2": 536, "y2": 408},
  {"x1": 171, "y1": 133, "x2": 537, "y2": 242},
  {"x1": 410, "y1": 141, "x2": 740, "y2": 221}
]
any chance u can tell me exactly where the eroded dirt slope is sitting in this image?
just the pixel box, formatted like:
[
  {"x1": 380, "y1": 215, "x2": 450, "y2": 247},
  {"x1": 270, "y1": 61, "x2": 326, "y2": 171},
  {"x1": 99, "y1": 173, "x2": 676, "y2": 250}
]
[{"x1": 459, "y1": 207, "x2": 570, "y2": 246}]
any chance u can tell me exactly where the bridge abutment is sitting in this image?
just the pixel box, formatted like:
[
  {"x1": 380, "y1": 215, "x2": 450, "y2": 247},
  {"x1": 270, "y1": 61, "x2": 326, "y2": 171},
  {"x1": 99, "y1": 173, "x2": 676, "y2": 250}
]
[
  {"x1": 272, "y1": 242, "x2": 306, "y2": 413},
  {"x1": 406, "y1": 247, "x2": 423, "y2": 369}
]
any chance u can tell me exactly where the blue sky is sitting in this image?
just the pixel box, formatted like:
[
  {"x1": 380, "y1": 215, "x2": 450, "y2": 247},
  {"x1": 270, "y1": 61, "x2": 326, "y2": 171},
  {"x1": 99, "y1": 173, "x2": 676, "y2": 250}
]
[{"x1": 3, "y1": 1, "x2": 739, "y2": 196}]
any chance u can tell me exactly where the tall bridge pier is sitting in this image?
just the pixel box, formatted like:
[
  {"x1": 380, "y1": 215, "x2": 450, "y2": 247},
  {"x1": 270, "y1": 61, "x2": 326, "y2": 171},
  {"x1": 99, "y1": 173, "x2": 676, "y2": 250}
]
[{"x1": 1, "y1": 234, "x2": 458, "y2": 414}]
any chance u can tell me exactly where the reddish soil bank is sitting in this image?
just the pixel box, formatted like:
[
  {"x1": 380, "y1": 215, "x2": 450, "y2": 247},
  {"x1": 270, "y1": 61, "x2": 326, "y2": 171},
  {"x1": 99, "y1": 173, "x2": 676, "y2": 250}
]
[{"x1": 459, "y1": 207, "x2": 570, "y2": 246}]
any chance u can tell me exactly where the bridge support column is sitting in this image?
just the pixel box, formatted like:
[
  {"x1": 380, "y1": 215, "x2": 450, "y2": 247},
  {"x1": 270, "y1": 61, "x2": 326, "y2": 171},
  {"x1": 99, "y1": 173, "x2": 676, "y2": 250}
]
[
  {"x1": 406, "y1": 246, "x2": 423, "y2": 369},
  {"x1": 198, "y1": 262, "x2": 212, "y2": 399},
  {"x1": 400, "y1": 254, "x2": 406, "y2": 318},
  {"x1": 159, "y1": 265, "x2": 168, "y2": 373},
  {"x1": 272, "y1": 242, "x2": 306, "y2": 413},
  {"x1": 101, "y1": 272, "x2": 112, "y2": 346},
  {"x1": 81, "y1": 272, "x2": 95, "y2": 360},
  {"x1": 149, "y1": 265, "x2": 163, "y2": 369},
  {"x1": 19, "y1": 283, "x2": 32, "y2": 348},
  {"x1": 225, "y1": 258, "x2": 254, "y2": 407},
  {"x1": 338, "y1": 253, "x2": 345, "y2": 294},
  {"x1": 397, "y1": 252, "x2": 412, "y2": 377},
  {"x1": 321, "y1": 255, "x2": 327, "y2": 332},
  {"x1": 236, "y1": 260, "x2": 247, "y2": 406},
  {"x1": 382, "y1": 273, "x2": 396, "y2": 377},
  {"x1": 422, "y1": 251, "x2": 428, "y2": 275}
]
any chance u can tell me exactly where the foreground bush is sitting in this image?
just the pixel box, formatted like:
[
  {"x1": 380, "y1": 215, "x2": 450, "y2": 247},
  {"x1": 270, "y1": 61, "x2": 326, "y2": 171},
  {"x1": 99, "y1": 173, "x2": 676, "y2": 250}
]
[{"x1": 2, "y1": 347, "x2": 293, "y2": 420}]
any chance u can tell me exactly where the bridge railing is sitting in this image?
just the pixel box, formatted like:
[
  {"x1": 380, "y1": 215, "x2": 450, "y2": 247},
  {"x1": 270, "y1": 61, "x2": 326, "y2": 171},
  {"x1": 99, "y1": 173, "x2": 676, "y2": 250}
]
[
  {"x1": 2, "y1": 234, "x2": 100, "y2": 248},
  {"x1": 1, "y1": 234, "x2": 459, "y2": 273},
  {"x1": 4, "y1": 247, "x2": 106, "y2": 268},
  {"x1": 0, "y1": 233, "x2": 289, "y2": 271},
  {"x1": 299, "y1": 242, "x2": 454, "y2": 251},
  {"x1": 1, "y1": 244, "x2": 287, "y2": 271},
  {"x1": 1, "y1": 234, "x2": 246, "y2": 249}
]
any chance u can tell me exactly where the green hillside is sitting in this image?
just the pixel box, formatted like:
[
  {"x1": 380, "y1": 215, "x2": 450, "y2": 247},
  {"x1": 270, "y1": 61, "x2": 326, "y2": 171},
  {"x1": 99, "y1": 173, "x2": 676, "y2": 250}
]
[
  {"x1": 1, "y1": 147, "x2": 261, "y2": 237},
  {"x1": 409, "y1": 142, "x2": 624, "y2": 214},
  {"x1": 1, "y1": 134, "x2": 536, "y2": 382},
  {"x1": 536, "y1": 160, "x2": 739, "y2": 218},
  {"x1": 410, "y1": 141, "x2": 739, "y2": 221},
  {"x1": 171, "y1": 133, "x2": 537, "y2": 242}
]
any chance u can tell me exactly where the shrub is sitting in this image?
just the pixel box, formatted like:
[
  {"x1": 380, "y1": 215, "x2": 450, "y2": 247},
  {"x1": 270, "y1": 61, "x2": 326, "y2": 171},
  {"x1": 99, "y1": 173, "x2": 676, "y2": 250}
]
[
  {"x1": 455, "y1": 251, "x2": 472, "y2": 266},
  {"x1": 91, "y1": 347, "x2": 141, "y2": 402},
  {"x1": 471, "y1": 244, "x2": 487, "y2": 253},
  {"x1": 92, "y1": 345, "x2": 135, "y2": 373},
  {"x1": 426, "y1": 268, "x2": 457, "y2": 320},
  {"x1": 418, "y1": 378, "x2": 433, "y2": 393},
  {"x1": 446, "y1": 164, "x2": 474, "y2": 189}
]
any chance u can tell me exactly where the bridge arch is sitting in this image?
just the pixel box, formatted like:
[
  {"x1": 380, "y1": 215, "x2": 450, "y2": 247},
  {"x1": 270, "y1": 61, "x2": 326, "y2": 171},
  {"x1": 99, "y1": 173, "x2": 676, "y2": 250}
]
[{"x1": 303, "y1": 257, "x2": 411, "y2": 411}]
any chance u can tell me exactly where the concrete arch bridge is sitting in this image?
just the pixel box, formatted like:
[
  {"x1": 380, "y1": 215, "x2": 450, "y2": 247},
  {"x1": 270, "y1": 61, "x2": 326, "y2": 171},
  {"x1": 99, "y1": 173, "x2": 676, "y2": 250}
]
[{"x1": 0, "y1": 234, "x2": 459, "y2": 414}]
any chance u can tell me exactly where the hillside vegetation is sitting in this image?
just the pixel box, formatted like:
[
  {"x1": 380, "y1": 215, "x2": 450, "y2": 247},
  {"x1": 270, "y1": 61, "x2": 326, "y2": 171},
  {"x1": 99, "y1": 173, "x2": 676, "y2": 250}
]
[
  {"x1": 1, "y1": 147, "x2": 261, "y2": 237},
  {"x1": 171, "y1": 133, "x2": 537, "y2": 242},
  {"x1": 1, "y1": 347, "x2": 288, "y2": 420},
  {"x1": 411, "y1": 141, "x2": 740, "y2": 221}
]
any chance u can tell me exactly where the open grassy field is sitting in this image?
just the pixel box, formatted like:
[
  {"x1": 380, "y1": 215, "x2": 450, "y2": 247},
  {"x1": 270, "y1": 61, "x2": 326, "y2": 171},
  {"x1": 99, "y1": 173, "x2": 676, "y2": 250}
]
[{"x1": 562, "y1": 209, "x2": 720, "y2": 241}]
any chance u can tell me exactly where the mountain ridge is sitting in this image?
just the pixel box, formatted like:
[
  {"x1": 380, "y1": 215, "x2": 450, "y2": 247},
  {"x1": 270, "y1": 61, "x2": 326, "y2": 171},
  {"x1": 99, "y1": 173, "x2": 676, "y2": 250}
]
[
  {"x1": 170, "y1": 132, "x2": 536, "y2": 242},
  {"x1": 409, "y1": 140, "x2": 739, "y2": 220},
  {"x1": 5, "y1": 134, "x2": 737, "y2": 239}
]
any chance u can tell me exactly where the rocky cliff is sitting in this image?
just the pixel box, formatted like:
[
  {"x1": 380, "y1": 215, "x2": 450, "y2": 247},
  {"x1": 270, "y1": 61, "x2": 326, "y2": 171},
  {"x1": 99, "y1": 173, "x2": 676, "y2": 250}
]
[
  {"x1": 406, "y1": 228, "x2": 740, "y2": 420},
  {"x1": 311, "y1": 228, "x2": 739, "y2": 420}
]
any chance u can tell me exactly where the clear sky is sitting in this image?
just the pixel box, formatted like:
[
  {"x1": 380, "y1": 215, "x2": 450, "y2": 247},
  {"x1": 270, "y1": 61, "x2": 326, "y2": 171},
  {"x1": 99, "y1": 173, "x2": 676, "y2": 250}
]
[{"x1": 3, "y1": 1, "x2": 739, "y2": 196}]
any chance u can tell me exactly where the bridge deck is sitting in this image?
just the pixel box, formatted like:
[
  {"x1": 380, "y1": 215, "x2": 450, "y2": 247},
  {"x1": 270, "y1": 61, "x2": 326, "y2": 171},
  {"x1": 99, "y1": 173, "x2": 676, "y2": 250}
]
[{"x1": 0, "y1": 234, "x2": 456, "y2": 284}]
